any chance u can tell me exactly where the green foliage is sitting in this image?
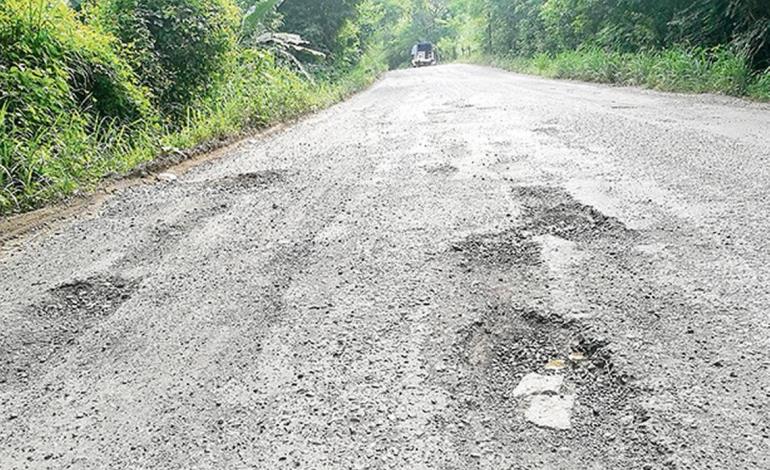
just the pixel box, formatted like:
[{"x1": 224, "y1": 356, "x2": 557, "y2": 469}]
[
  {"x1": 277, "y1": 0, "x2": 360, "y2": 56},
  {"x1": 167, "y1": 49, "x2": 314, "y2": 147},
  {"x1": 169, "y1": 44, "x2": 386, "y2": 149},
  {"x1": 473, "y1": 46, "x2": 763, "y2": 98},
  {"x1": 241, "y1": 0, "x2": 284, "y2": 38},
  {"x1": 748, "y1": 70, "x2": 770, "y2": 100},
  {"x1": 93, "y1": 0, "x2": 240, "y2": 115},
  {"x1": 0, "y1": 0, "x2": 154, "y2": 211},
  {"x1": 0, "y1": 0, "x2": 151, "y2": 131},
  {"x1": 472, "y1": 0, "x2": 770, "y2": 71},
  {"x1": 0, "y1": 103, "x2": 157, "y2": 212}
]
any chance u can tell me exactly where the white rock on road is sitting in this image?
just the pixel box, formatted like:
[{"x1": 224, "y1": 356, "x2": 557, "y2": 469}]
[
  {"x1": 512, "y1": 372, "x2": 564, "y2": 397},
  {"x1": 525, "y1": 395, "x2": 576, "y2": 430}
]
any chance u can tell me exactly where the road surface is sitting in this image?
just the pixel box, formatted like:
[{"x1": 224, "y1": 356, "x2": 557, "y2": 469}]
[{"x1": 1, "y1": 64, "x2": 769, "y2": 469}]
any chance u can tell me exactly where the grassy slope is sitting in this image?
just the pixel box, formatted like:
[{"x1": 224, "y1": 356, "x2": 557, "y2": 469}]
[{"x1": 465, "y1": 47, "x2": 770, "y2": 101}]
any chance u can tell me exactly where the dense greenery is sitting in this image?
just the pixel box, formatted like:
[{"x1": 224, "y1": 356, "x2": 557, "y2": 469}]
[
  {"x1": 478, "y1": 0, "x2": 769, "y2": 68},
  {"x1": 2, "y1": 0, "x2": 768, "y2": 213},
  {"x1": 92, "y1": 0, "x2": 240, "y2": 115},
  {"x1": 374, "y1": 0, "x2": 770, "y2": 96},
  {"x1": 476, "y1": 46, "x2": 759, "y2": 95},
  {"x1": 0, "y1": 0, "x2": 154, "y2": 210}
]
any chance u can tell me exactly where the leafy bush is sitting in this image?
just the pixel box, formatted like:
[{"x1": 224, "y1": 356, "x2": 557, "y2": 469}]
[
  {"x1": 0, "y1": 0, "x2": 151, "y2": 131},
  {"x1": 479, "y1": 0, "x2": 769, "y2": 73},
  {"x1": 0, "y1": 0, "x2": 154, "y2": 211},
  {"x1": 93, "y1": 0, "x2": 240, "y2": 116},
  {"x1": 0, "y1": 0, "x2": 387, "y2": 214},
  {"x1": 167, "y1": 45, "x2": 385, "y2": 151}
]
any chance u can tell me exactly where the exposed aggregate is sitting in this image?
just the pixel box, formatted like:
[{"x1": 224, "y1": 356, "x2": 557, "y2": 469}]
[{"x1": 1, "y1": 65, "x2": 769, "y2": 469}]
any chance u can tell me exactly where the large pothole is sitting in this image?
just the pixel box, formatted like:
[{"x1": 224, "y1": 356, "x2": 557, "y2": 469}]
[
  {"x1": 442, "y1": 185, "x2": 669, "y2": 466},
  {"x1": 458, "y1": 303, "x2": 633, "y2": 415},
  {"x1": 450, "y1": 185, "x2": 635, "y2": 270},
  {"x1": 450, "y1": 301, "x2": 669, "y2": 466},
  {"x1": 0, "y1": 275, "x2": 139, "y2": 386},
  {"x1": 513, "y1": 186, "x2": 635, "y2": 242}
]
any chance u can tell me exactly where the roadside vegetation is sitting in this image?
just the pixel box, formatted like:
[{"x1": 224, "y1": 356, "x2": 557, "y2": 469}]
[
  {"x1": 2, "y1": 0, "x2": 768, "y2": 214},
  {"x1": 473, "y1": 47, "x2": 770, "y2": 99},
  {"x1": 391, "y1": 0, "x2": 770, "y2": 99},
  {"x1": 0, "y1": 0, "x2": 387, "y2": 213}
]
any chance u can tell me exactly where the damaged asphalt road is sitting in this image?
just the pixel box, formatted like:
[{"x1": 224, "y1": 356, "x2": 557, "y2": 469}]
[{"x1": 1, "y1": 64, "x2": 769, "y2": 469}]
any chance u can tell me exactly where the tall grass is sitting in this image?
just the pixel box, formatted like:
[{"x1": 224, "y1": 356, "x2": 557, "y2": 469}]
[
  {"x1": 0, "y1": 109, "x2": 156, "y2": 211},
  {"x1": 166, "y1": 47, "x2": 386, "y2": 152},
  {"x1": 747, "y1": 70, "x2": 770, "y2": 100},
  {"x1": 470, "y1": 46, "x2": 770, "y2": 100},
  {"x1": 166, "y1": 50, "x2": 315, "y2": 150}
]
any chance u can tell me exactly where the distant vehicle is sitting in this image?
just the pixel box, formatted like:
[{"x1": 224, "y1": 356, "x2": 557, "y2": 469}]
[{"x1": 411, "y1": 42, "x2": 438, "y2": 67}]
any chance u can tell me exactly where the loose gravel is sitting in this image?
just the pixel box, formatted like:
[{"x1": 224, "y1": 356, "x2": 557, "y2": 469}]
[{"x1": 1, "y1": 64, "x2": 769, "y2": 469}]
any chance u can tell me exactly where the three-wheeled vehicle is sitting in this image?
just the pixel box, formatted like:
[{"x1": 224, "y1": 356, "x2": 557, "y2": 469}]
[{"x1": 411, "y1": 42, "x2": 438, "y2": 67}]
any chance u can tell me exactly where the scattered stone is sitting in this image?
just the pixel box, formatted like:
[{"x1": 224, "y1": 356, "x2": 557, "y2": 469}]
[
  {"x1": 568, "y1": 352, "x2": 586, "y2": 362},
  {"x1": 545, "y1": 359, "x2": 567, "y2": 370},
  {"x1": 525, "y1": 395, "x2": 575, "y2": 430},
  {"x1": 619, "y1": 415, "x2": 634, "y2": 426},
  {"x1": 513, "y1": 373, "x2": 563, "y2": 397},
  {"x1": 157, "y1": 172, "x2": 178, "y2": 182}
]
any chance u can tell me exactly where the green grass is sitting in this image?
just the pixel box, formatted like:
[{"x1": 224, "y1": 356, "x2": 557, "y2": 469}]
[
  {"x1": 747, "y1": 70, "x2": 770, "y2": 100},
  {"x1": 168, "y1": 46, "x2": 387, "y2": 150},
  {"x1": 0, "y1": 108, "x2": 156, "y2": 211},
  {"x1": 467, "y1": 46, "x2": 770, "y2": 100}
]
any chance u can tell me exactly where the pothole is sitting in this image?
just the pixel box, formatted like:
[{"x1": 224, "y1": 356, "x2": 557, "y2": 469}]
[
  {"x1": 451, "y1": 230, "x2": 542, "y2": 268},
  {"x1": 514, "y1": 186, "x2": 634, "y2": 242},
  {"x1": 0, "y1": 275, "x2": 139, "y2": 386},
  {"x1": 37, "y1": 276, "x2": 137, "y2": 319},
  {"x1": 207, "y1": 170, "x2": 286, "y2": 193},
  {"x1": 450, "y1": 303, "x2": 661, "y2": 461},
  {"x1": 424, "y1": 162, "x2": 458, "y2": 175},
  {"x1": 528, "y1": 200, "x2": 630, "y2": 241},
  {"x1": 113, "y1": 205, "x2": 225, "y2": 270},
  {"x1": 450, "y1": 186, "x2": 634, "y2": 271}
]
